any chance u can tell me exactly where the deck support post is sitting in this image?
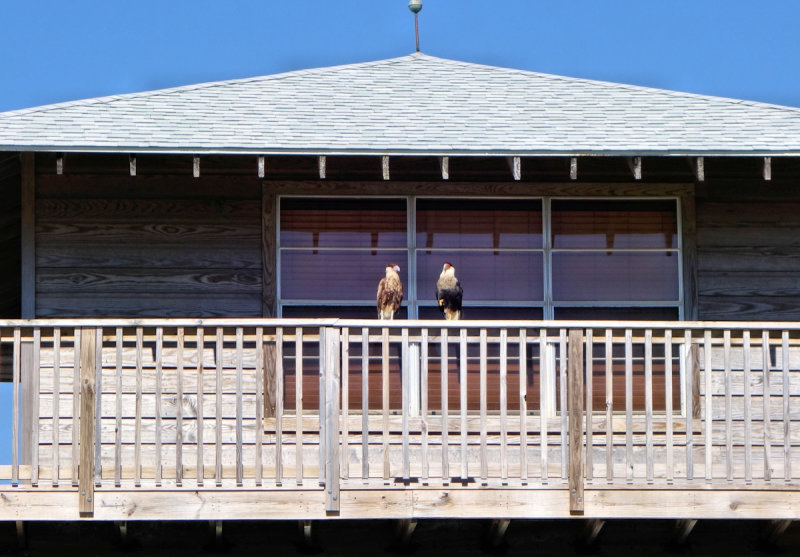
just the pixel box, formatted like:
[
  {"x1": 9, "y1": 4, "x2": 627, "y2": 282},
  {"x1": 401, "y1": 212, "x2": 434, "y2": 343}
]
[
  {"x1": 485, "y1": 519, "x2": 511, "y2": 550},
  {"x1": 15, "y1": 521, "x2": 26, "y2": 549},
  {"x1": 79, "y1": 327, "x2": 97, "y2": 517},
  {"x1": 568, "y1": 329, "x2": 585, "y2": 515},
  {"x1": 323, "y1": 327, "x2": 341, "y2": 514}
]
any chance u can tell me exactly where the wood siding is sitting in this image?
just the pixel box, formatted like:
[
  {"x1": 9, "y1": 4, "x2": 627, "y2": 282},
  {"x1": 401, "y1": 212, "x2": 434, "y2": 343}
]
[
  {"x1": 34, "y1": 154, "x2": 262, "y2": 317},
  {"x1": 696, "y1": 157, "x2": 800, "y2": 320}
]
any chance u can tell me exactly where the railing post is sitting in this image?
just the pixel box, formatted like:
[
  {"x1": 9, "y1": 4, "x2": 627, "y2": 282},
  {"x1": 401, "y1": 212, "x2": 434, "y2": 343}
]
[
  {"x1": 568, "y1": 329, "x2": 585, "y2": 515},
  {"x1": 323, "y1": 327, "x2": 341, "y2": 514},
  {"x1": 79, "y1": 327, "x2": 97, "y2": 517}
]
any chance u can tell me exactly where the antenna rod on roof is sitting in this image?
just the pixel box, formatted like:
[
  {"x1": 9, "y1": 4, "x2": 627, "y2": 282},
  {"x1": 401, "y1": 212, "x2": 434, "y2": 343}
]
[{"x1": 409, "y1": 0, "x2": 422, "y2": 52}]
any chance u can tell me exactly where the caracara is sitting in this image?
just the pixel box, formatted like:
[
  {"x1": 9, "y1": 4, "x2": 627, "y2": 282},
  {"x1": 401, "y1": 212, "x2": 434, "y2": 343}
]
[
  {"x1": 436, "y1": 262, "x2": 463, "y2": 320},
  {"x1": 377, "y1": 263, "x2": 403, "y2": 320}
]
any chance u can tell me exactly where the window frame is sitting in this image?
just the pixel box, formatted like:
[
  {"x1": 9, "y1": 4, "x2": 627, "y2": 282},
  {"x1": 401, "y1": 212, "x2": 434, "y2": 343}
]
[{"x1": 276, "y1": 195, "x2": 683, "y2": 320}]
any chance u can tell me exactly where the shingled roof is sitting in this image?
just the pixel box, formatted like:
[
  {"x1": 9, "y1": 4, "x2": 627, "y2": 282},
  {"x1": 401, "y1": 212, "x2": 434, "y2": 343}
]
[{"x1": 1, "y1": 53, "x2": 800, "y2": 156}]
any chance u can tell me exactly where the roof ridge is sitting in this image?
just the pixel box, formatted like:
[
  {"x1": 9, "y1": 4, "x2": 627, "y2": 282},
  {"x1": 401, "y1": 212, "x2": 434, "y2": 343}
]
[{"x1": 0, "y1": 53, "x2": 423, "y2": 119}]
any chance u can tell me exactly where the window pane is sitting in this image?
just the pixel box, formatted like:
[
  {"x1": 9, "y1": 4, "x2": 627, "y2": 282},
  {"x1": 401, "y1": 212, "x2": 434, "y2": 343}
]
[
  {"x1": 281, "y1": 250, "x2": 407, "y2": 301},
  {"x1": 555, "y1": 307, "x2": 680, "y2": 320},
  {"x1": 283, "y1": 306, "x2": 407, "y2": 319},
  {"x1": 551, "y1": 199, "x2": 677, "y2": 249},
  {"x1": 553, "y1": 252, "x2": 678, "y2": 302},
  {"x1": 417, "y1": 199, "x2": 542, "y2": 249},
  {"x1": 281, "y1": 198, "x2": 407, "y2": 248},
  {"x1": 417, "y1": 252, "x2": 543, "y2": 302},
  {"x1": 419, "y1": 306, "x2": 543, "y2": 320}
]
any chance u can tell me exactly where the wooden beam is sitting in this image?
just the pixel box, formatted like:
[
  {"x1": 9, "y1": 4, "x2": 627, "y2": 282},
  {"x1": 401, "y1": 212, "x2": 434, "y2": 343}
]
[
  {"x1": 79, "y1": 327, "x2": 97, "y2": 517},
  {"x1": 261, "y1": 182, "x2": 277, "y2": 317},
  {"x1": 763, "y1": 156, "x2": 772, "y2": 181},
  {"x1": 579, "y1": 519, "x2": 605, "y2": 547},
  {"x1": 628, "y1": 156, "x2": 642, "y2": 180},
  {"x1": 318, "y1": 155, "x2": 326, "y2": 179},
  {"x1": 193, "y1": 156, "x2": 200, "y2": 178},
  {"x1": 695, "y1": 156, "x2": 705, "y2": 182},
  {"x1": 761, "y1": 520, "x2": 791, "y2": 547},
  {"x1": 486, "y1": 519, "x2": 511, "y2": 549},
  {"x1": 258, "y1": 156, "x2": 265, "y2": 178},
  {"x1": 673, "y1": 519, "x2": 697, "y2": 545},
  {"x1": 129, "y1": 155, "x2": 136, "y2": 176},
  {"x1": 15, "y1": 521, "x2": 26, "y2": 550},
  {"x1": 507, "y1": 156, "x2": 521, "y2": 181},
  {"x1": 56, "y1": 153, "x2": 64, "y2": 175},
  {"x1": 439, "y1": 156, "x2": 449, "y2": 180},
  {"x1": 570, "y1": 157, "x2": 578, "y2": 180},
  {"x1": 324, "y1": 327, "x2": 340, "y2": 514},
  {"x1": 382, "y1": 155, "x2": 390, "y2": 180},
  {"x1": 393, "y1": 519, "x2": 418, "y2": 549},
  {"x1": 568, "y1": 329, "x2": 585, "y2": 515}
]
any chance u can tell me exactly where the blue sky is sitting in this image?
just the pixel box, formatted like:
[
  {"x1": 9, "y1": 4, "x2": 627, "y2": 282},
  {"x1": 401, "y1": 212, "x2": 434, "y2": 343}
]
[
  {"x1": 1, "y1": 1, "x2": 799, "y2": 466},
  {"x1": 1, "y1": 0, "x2": 800, "y2": 114}
]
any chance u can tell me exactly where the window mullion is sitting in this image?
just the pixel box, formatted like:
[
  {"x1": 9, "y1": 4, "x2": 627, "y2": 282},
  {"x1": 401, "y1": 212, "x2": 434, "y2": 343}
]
[{"x1": 543, "y1": 196, "x2": 554, "y2": 320}]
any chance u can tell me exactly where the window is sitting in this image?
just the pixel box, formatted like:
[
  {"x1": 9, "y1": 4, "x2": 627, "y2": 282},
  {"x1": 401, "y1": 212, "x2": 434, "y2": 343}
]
[{"x1": 279, "y1": 197, "x2": 681, "y2": 320}]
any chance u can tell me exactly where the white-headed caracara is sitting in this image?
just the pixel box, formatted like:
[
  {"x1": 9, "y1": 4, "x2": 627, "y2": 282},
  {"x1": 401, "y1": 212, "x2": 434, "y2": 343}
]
[
  {"x1": 377, "y1": 263, "x2": 403, "y2": 320},
  {"x1": 436, "y1": 262, "x2": 463, "y2": 320}
]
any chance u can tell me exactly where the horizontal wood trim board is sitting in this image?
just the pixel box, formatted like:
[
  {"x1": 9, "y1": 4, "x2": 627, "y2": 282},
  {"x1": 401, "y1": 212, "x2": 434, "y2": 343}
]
[{"x1": 2, "y1": 488, "x2": 800, "y2": 521}]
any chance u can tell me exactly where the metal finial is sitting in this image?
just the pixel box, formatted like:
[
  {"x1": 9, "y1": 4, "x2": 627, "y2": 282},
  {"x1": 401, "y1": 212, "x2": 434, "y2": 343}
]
[{"x1": 408, "y1": 0, "x2": 422, "y2": 52}]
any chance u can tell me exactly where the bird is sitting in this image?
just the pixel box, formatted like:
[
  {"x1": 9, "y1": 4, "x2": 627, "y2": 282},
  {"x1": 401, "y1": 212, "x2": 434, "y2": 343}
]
[
  {"x1": 436, "y1": 262, "x2": 463, "y2": 320},
  {"x1": 377, "y1": 263, "x2": 403, "y2": 320}
]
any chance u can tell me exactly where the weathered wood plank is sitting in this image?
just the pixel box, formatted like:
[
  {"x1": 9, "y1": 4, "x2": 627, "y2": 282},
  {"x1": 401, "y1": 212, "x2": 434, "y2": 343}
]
[
  {"x1": 79, "y1": 327, "x2": 96, "y2": 516},
  {"x1": 568, "y1": 329, "x2": 585, "y2": 514}
]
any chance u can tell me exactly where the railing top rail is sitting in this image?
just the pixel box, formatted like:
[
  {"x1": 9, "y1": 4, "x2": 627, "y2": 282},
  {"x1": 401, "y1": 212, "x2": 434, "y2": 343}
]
[{"x1": 0, "y1": 317, "x2": 798, "y2": 331}]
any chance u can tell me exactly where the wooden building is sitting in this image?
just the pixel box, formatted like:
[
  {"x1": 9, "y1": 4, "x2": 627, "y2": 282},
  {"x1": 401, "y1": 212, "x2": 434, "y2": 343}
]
[{"x1": 1, "y1": 53, "x2": 800, "y2": 547}]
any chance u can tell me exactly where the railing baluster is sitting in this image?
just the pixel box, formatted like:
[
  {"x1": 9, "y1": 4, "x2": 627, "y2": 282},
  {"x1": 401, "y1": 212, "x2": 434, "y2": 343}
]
[
  {"x1": 273, "y1": 327, "x2": 283, "y2": 486},
  {"x1": 559, "y1": 329, "x2": 568, "y2": 480},
  {"x1": 341, "y1": 328, "x2": 349, "y2": 481},
  {"x1": 479, "y1": 328, "x2": 488, "y2": 484},
  {"x1": 762, "y1": 330, "x2": 771, "y2": 482},
  {"x1": 724, "y1": 330, "x2": 732, "y2": 482},
  {"x1": 176, "y1": 327, "x2": 184, "y2": 486},
  {"x1": 684, "y1": 330, "x2": 693, "y2": 481},
  {"x1": 539, "y1": 328, "x2": 548, "y2": 484},
  {"x1": 12, "y1": 328, "x2": 20, "y2": 486},
  {"x1": 215, "y1": 327, "x2": 223, "y2": 487},
  {"x1": 93, "y1": 328, "x2": 102, "y2": 489},
  {"x1": 665, "y1": 329, "x2": 674, "y2": 484},
  {"x1": 32, "y1": 328, "x2": 40, "y2": 487},
  {"x1": 135, "y1": 327, "x2": 143, "y2": 487},
  {"x1": 382, "y1": 327, "x2": 390, "y2": 482},
  {"x1": 585, "y1": 329, "x2": 593, "y2": 482},
  {"x1": 360, "y1": 327, "x2": 368, "y2": 482},
  {"x1": 625, "y1": 329, "x2": 633, "y2": 483},
  {"x1": 782, "y1": 330, "x2": 791, "y2": 482},
  {"x1": 744, "y1": 330, "x2": 752, "y2": 483},
  {"x1": 402, "y1": 328, "x2": 410, "y2": 481},
  {"x1": 499, "y1": 328, "x2": 508, "y2": 485},
  {"x1": 52, "y1": 328, "x2": 61, "y2": 487},
  {"x1": 605, "y1": 329, "x2": 613, "y2": 483},
  {"x1": 441, "y1": 329, "x2": 449, "y2": 484},
  {"x1": 645, "y1": 329, "x2": 654, "y2": 484},
  {"x1": 236, "y1": 327, "x2": 244, "y2": 487},
  {"x1": 196, "y1": 327, "x2": 205, "y2": 487},
  {"x1": 421, "y1": 328, "x2": 429, "y2": 485},
  {"x1": 519, "y1": 329, "x2": 528, "y2": 484},
  {"x1": 115, "y1": 327, "x2": 123, "y2": 488},
  {"x1": 72, "y1": 328, "x2": 80, "y2": 487},
  {"x1": 155, "y1": 327, "x2": 163, "y2": 486},
  {"x1": 703, "y1": 330, "x2": 712, "y2": 482},
  {"x1": 296, "y1": 327, "x2": 304, "y2": 485},
  {"x1": 255, "y1": 327, "x2": 264, "y2": 486},
  {"x1": 460, "y1": 328, "x2": 468, "y2": 482}
]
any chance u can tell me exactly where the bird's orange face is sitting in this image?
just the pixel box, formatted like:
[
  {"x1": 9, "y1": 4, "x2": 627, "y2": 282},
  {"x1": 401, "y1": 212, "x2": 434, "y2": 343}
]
[{"x1": 442, "y1": 262, "x2": 452, "y2": 271}]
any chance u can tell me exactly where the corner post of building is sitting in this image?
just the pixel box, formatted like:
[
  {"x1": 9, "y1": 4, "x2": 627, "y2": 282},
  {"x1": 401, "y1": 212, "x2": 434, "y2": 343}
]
[
  {"x1": 79, "y1": 327, "x2": 98, "y2": 517},
  {"x1": 323, "y1": 327, "x2": 341, "y2": 514},
  {"x1": 568, "y1": 329, "x2": 585, "y2": 515}
]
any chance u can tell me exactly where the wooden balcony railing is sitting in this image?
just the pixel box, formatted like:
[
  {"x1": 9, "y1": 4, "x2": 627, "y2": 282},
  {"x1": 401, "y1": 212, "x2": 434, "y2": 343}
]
[{"x1": 1, "y1": 319, "x2": 799, "y2": 519}]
